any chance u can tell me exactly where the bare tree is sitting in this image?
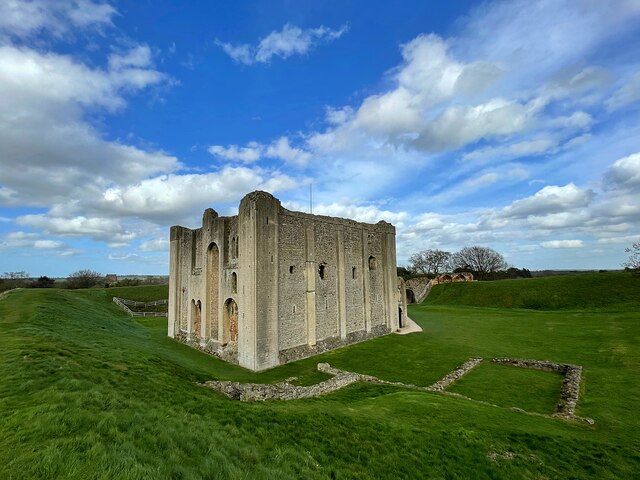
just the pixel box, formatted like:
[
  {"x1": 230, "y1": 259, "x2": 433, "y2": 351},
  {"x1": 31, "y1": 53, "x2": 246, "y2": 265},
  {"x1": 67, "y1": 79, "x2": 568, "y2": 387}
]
[
  {"x1": 409, "y1": 249, "x2": 451, "y2": 275},
  {"x1": 0, "y1": 271, "x2": 30, "y2": 292},
  {"x1": 66, "y1": 269, "x2": 102, "y2": 289},
  {"x1": 623, "y1": 240, "x2": 640, "y2": 270},
  {"x1": 450, "y1": 246, "x2": 508, "y2": 275}
]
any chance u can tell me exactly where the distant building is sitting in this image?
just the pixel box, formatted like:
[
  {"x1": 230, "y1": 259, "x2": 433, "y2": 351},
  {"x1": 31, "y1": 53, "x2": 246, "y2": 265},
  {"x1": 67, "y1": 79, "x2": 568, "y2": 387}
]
[
  {"x1": 168, "y1": 191, "x2": 408, "y2": 371},
  {"x1": 104, "y1": 274, "x2": 118, "y2": 286}
]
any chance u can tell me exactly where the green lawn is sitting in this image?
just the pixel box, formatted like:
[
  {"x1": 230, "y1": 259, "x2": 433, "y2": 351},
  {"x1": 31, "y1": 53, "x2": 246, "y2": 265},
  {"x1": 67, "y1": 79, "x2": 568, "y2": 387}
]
[{"x1": 0, "y1": 274, "x2": 638, "y2": 479}]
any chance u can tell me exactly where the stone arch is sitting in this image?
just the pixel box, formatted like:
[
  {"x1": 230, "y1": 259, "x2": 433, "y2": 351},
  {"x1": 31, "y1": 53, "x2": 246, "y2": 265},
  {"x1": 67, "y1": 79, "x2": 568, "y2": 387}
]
[
  {"x1": 223, "y1": 298, "x2": 238, "y2": 344},
  {"x1": 206, "y1": 242, "x2": 219, "y2": 340},
  {"x1": 191, "y1": 299, "x2": 202, "y2": 338},
  {"x1": 231, "y1": 272, "x2": 238, "y2": 294},
  {"x1": 406, "y1": 288, "x2": 416, "y2": 304},
  {"x1": 368, "y1": 256, "x2": 377, "y2": 270}
]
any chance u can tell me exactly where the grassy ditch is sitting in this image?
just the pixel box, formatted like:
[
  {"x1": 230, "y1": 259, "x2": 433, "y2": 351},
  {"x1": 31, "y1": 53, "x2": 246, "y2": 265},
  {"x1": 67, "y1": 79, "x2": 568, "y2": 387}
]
[{"x1": 0, "y1": 276, "x2": 638, "y2": 479}]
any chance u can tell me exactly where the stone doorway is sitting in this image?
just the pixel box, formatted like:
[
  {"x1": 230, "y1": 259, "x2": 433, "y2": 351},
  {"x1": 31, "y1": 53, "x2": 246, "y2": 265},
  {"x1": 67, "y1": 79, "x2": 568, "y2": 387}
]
[
  {"x1": 406, "y1": 289, "x2": 416, "y2": 304},
  {"x1": 398, "y1": 307, "x2": 404, "y2": 328},
  {"x1": 191, "y1": 299, "x2": 202, "y2": 338},
  {"x1": 224, "y1": 298, "x2": 238, "y2": 343}
]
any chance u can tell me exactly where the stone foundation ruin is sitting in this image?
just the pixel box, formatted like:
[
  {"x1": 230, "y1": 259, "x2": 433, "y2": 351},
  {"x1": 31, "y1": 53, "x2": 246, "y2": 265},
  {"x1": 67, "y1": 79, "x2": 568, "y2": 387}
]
[{"x1": 168, "y1": 191, "x2": 408, "y2": 371}]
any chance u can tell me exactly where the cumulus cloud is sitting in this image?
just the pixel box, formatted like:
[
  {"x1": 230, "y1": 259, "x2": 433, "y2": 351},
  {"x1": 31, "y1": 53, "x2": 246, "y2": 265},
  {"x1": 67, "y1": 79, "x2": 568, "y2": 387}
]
[
  {"x1": 98, "y1": 167, "x2": 298, "y2": 223},
  {"x1": 285, "y1": 201, "x2": 409, "y2": 226},
  {"x1": 0, "y1": 44, "x2": 178, "y2": 207},
  {"x1": 266, "y1": 137, "x2": 312, "y2": 166},
  {"x1": 603, "y1": 152, "x2": 640, "y2": 192},
  {"x1": 217, "y1": 23, "x2": 349, "y2": 65},
  {"x1": 502, "y1": 183, "x2": 595, "y2": 218},
  {"x1": 0, "y1": 231, "x2": 74, "y2": 254},
  {"x1": 0, "y1": 0, "x2": 116, "y2": 39},
  {"x1": 16, "y1": 214, "x2": 136, "y2": 246}
]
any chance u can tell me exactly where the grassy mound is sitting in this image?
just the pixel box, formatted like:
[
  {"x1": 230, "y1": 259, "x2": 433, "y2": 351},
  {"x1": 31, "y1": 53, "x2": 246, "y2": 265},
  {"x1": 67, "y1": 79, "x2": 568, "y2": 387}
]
[
  {"x1": 0, "y1": 282, "x2": 638, "y2": 478},
  {"x1": 425, "y1": 271, "x2": 640, "y2": 310}
]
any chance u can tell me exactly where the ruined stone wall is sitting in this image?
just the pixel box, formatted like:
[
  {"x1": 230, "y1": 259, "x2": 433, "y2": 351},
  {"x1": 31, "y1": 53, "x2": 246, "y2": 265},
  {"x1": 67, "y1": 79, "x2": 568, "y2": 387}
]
[
  {"x1": 277, "y1": 214, "x2": 308, "y2": 350},
  {"x1": 344, "y1": 227, "x2": 365, "y2": 333},
  {"x1": 275, "y1": 207, "x2": 396, "y2": 362},
  {"x1": 170, "y1": 191, "x2": 401, "y2": 372}
]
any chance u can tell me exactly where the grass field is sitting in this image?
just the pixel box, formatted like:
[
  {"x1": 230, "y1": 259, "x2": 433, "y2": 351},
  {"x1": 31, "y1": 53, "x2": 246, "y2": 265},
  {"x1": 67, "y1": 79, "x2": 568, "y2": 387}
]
[{"x1": 0, "y1": 272, "x2": 638, "y2": 478}]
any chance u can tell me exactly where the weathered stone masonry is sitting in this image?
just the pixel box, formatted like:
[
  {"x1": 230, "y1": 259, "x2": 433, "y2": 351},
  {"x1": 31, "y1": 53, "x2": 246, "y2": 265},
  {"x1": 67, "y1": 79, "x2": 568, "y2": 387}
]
[{"x1": 169, "y1": 191, "x2": 408, "y2": 371}]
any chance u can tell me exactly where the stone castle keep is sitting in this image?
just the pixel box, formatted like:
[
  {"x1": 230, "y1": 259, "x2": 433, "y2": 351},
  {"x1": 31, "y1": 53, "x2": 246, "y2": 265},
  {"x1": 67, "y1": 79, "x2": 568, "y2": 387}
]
[{"x1": 168, "y1": 191, "x2": 408, "y2": 371}]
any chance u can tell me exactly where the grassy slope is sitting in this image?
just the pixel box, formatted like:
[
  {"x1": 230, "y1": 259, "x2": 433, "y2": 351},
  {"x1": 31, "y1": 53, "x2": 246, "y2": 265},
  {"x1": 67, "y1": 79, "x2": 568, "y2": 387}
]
[
  {"x1": 425, "y1": 271, "x2": 640, "y2": 310},
  {"x1": 0, "y1": 277, "x2": 637, "y2": 479}
]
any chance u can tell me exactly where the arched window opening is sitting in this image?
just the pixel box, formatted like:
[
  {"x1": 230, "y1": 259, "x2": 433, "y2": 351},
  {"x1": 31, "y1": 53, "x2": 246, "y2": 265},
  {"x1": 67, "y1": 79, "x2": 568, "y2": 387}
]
[
  {"x1": 224, "y1": 298, "x2": 239, "y2": 344},
  {"x1": 318, "y1": 263, "x2": 325, "y2": 279},
  {"x1": 289, "y1": 265, "x2": 295, "y2": 274},
  {"x1": 352, "y1": 266, "x2": 356, "y2": 279},
  {"x1": 206, "y1": 242, "x2": 220, "y2": 340},
  {"x1": 368, "y1": 256, "x2": 377, "y2": 271},
  {"x1": 191, "y1": 299, "x2": 202, "y2": 339},
  {"x1": 231, "y1": 272, "x2": 237, "y2": 294},
  {"x1": 230, "y1": 235, "x2": 239, "y2": 259}
]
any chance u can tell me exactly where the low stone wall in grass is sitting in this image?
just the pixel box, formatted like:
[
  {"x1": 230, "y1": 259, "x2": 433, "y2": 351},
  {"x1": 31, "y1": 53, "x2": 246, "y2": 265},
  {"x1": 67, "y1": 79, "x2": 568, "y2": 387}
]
[
  {"x1": 492, "y1": 357, "x2": 583, "y2": 418},
  {"x1": 203, "y1": 363, "x2": 393, "y2": 401},
  {"x1": 202, "y1": 358, "x2": 483, "y2": 401},
  {"x1": 202, "y1": 356, "x2": 589, "y2": 423},
  {"x1": 425, "y1": 357, "x2": 483, "y2": 391}
]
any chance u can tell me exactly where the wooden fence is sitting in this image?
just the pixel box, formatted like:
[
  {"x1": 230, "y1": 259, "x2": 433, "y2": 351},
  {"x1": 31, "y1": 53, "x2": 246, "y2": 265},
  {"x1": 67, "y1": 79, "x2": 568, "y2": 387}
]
[{"x1": 112, "y1": 296, "x2": 168, "y2": 317}]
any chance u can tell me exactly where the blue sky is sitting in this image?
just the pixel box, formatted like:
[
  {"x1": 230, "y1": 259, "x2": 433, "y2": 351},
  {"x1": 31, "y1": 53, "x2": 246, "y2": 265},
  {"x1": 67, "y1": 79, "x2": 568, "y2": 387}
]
[{"x1": 1, "y1": 0, "x2": 639, "y2": 277}]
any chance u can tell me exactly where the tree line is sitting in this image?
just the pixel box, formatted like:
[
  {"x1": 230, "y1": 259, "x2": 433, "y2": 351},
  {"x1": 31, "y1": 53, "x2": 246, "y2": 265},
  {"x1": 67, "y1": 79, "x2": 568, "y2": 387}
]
[
  {"x1": 402, "y1": 246, "x2": 532, "y2": 281},
  {"x1": 0, "y1": 270, "x2": 166, "y2": 293}
]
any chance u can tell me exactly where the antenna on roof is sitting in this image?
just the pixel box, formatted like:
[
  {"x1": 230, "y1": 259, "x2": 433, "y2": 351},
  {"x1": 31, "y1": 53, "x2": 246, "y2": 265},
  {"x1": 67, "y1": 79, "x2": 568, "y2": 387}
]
[{"x1": 309, "y1": 183, "x2": 313, "y2": 214}]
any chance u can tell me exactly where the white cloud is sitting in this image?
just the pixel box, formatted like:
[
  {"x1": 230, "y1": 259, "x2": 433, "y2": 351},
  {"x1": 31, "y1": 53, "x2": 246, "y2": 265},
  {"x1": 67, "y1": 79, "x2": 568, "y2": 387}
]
[
  {"x1": 0, "y1": 0, "x2": 116, "y2": 39},
  {"x1": 208, "y1": 142, "x2": 262, "y2": 163},
  {"x1": 291, "y1": 201, "x2": 409, "y2": 226},
  {"x1": 503, "y1": 183, "x2": 595, "y2": 218},
  {"x1": 0, "y1": 44, "x2": 178, "y2": 207},
  {"x1": 217, "y1": 23, "x2": 348, "y2": 65},
  {"x1": 413, "y1": 98, "x2": 538, "y2": 151},
  {"x1": 98, "y1": 167, "x2": 298, "y2": 224},
  {"x1": 0, "y1": 231, "x2": 71, "y2": 253},
  {"x1": 16, "y1": 215, "x2": 135, "y2": 246},
  {"x1": 108, "y1": 45, "x2": 153, "y2": 70},
  {"x1": 266, "y1": 137, "x2": 312, "y2": 166},
  {"x1": 604, "y1": 152, "x2": 640, "y2": 192},
  {"x1": 208, "y1": 137, "x2": 312, "y2": 166},
  {"x1": 463, "y1": 137, "x2": 557, "y2": 162},
  {"x1": 540, "y1": 240, "x2": 584, "y2": 248},
  {"x1": 138, "y1": 237, "x2": 169, "y2": 252}
]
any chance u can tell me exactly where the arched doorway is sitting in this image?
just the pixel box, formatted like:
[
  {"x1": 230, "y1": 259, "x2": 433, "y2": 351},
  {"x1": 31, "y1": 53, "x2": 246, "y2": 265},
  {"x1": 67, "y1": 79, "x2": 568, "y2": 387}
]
[
  {"x1": 398, "y1": 307, "x2": 404, "y2": 328},
  {"x1": 206, "y1": 243, "x2": 219, "y2": 340},
  {"x1": 223, "y1": 298, "x2": 238, "y2": 344},
  {"x1": 191, "y1": 299, "x2": 202, "y2": 338},
  {"x1": 406, "y1": 288, "x2": 416, "y2": 304}
]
